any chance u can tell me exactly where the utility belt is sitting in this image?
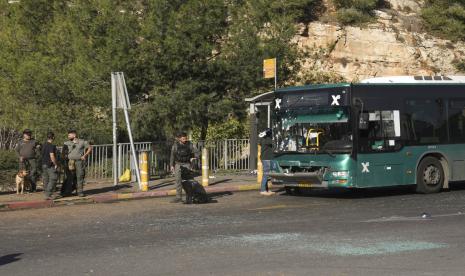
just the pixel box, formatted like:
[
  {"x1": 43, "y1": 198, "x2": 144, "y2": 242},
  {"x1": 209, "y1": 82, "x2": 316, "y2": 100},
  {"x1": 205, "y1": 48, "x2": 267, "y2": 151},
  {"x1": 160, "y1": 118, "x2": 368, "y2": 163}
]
[{"x1": 67, "y1": 159, "x2": 84, "y2": 171}]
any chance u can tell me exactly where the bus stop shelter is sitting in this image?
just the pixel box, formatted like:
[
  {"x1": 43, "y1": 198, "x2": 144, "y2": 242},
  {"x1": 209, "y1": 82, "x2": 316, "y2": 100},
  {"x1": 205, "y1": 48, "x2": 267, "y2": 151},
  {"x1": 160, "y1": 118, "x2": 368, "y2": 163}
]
[{"x1": 245, "y1": 91, "x2": 275, "y2": 170}]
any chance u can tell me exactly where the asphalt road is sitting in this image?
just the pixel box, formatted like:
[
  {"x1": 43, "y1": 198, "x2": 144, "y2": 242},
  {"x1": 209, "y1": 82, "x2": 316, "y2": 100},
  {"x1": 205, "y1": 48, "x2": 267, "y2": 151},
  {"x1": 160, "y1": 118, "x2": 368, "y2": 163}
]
[{"x1": 2, "y1": 185, "x2": 465, "y2": 276}]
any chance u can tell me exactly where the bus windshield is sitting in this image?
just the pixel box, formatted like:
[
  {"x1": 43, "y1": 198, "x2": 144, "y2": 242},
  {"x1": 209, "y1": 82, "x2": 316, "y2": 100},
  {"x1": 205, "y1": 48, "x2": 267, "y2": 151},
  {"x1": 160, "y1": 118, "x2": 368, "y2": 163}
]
[{"x1": 273, "y1": 106, "x2": 352, "y2": 154}]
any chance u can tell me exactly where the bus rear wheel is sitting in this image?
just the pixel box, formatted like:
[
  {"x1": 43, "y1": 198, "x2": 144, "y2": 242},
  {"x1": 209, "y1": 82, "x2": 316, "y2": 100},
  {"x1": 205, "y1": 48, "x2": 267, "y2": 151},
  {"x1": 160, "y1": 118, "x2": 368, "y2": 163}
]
[{"x1": 416, "y1": 157, "x2": 444, "y2": 194}]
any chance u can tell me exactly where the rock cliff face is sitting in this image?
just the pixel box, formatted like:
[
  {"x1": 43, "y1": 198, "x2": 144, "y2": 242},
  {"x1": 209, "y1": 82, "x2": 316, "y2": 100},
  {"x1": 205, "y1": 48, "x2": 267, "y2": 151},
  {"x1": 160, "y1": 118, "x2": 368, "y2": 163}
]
[{"x1": 296, "y1": 0, "x2": 465, "y2": 81}]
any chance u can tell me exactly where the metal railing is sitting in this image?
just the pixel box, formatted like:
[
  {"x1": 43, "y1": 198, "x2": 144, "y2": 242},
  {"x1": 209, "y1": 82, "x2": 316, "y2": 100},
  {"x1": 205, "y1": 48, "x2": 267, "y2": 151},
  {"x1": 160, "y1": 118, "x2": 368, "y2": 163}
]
[
  {"x1": 196, "y1": 139, "x2": 250, "y2": 171},
  {"x1": 86, "y1": 139, "x2": 250, "y2": 180}
]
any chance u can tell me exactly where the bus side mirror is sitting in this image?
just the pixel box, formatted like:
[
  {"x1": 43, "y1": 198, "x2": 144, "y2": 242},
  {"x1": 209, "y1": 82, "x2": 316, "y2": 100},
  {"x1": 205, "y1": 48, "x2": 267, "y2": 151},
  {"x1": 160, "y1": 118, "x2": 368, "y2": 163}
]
[{"x1": 359, "y1": 113, "x2": 369, "y2": 130}]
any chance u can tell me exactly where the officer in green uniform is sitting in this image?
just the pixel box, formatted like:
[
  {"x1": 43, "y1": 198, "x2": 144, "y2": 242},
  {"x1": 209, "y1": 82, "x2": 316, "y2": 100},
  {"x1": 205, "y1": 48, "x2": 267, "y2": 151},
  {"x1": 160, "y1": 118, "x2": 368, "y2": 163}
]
[
  {"x1": 16, "y1": 129, "x2": 40, "y2": 192},
  {"x1": 62, "y1": 130, "x2": 92, "y2": 197},
  {"x1": 169, "y1": 132, "x2": 198, "y2": 203}
]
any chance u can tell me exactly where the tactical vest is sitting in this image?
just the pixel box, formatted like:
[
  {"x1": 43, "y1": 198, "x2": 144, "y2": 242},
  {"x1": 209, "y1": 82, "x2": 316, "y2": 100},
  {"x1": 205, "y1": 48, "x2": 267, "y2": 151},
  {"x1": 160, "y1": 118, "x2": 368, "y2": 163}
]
[{"x1": 176, "y1": 142, "x2": 192, "y2": 163}]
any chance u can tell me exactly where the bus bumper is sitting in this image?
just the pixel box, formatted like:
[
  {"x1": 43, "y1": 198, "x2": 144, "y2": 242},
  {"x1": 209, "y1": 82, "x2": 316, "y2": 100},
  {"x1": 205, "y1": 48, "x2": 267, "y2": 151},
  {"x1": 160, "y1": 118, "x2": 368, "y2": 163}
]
[
  {"x1": 269, "y1": 172, "x2": 351, "y2": 189},
  {"x1": 269, "y1": 172, "x2": 329, "y2": 188}
]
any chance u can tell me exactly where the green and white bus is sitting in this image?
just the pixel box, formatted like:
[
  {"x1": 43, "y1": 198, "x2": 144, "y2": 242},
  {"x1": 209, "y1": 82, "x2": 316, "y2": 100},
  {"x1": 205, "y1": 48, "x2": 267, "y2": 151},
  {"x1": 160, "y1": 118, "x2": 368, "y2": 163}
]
[{"x1": 269, "y1": 76, "x2": 465, "y2": 194}]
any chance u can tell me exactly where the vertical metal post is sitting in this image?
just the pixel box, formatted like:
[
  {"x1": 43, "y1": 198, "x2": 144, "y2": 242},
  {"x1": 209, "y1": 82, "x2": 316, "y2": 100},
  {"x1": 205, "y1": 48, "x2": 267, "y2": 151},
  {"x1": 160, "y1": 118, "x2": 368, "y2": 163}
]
[
  {"x1": 267, "y1": 104, "x2": 271, "y2": 128},
  {"x1": 111, "y1": 73, "x2": 118, "y2": 186},
  {"x1": 118, "y1": 74, "x2": 141, "y2": 189},
  {"x1": 249, "y1": 103, "x2": 258, "y2": 171},
  {"x1": 257, "y1": 144, "x2": 263, "y2": 184},
  {"x1": 223, "y1": 140, "x2": 228, "y2": 170},
  {"x1": 201, "y1": 147, "x2": 209, "y2": 187},
  {"x1": 140, "y1": 151, "x2": 149, "y2": 192},
  {"x1": 274, "y1": 58, "x2": 277, "y2": 91},
  {"x1": 118, "y1": 144, "x2": 122, "y2": 178}
]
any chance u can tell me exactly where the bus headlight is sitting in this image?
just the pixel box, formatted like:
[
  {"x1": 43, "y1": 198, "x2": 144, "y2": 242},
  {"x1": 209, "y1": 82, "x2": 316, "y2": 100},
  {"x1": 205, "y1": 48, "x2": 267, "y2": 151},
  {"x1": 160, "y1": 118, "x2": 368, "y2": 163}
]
[{"x1": 331, "y1": 171, "x2": 348, "y2": 178}]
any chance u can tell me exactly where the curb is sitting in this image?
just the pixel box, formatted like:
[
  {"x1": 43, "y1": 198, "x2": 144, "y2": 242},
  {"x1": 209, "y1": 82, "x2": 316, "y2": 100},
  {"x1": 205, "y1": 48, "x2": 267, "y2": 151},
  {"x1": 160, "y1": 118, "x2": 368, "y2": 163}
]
[{"x1": 0, "y1": 183, "x2": 264, "y2": 212}]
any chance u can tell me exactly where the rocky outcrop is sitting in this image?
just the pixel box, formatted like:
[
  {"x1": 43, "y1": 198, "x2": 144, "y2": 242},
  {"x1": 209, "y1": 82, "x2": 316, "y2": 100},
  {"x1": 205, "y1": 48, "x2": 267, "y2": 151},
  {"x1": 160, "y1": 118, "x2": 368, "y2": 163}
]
[{"x1": 296, "y1": 0, "x2": 465, "y2": 81}]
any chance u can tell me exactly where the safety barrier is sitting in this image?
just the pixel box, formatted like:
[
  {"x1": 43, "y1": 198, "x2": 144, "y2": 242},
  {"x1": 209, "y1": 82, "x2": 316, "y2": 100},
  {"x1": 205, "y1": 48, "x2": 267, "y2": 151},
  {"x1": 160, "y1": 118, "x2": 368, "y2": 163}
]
[{"x1": 86, "y1": 139, "x2": 250, "y2": 180}]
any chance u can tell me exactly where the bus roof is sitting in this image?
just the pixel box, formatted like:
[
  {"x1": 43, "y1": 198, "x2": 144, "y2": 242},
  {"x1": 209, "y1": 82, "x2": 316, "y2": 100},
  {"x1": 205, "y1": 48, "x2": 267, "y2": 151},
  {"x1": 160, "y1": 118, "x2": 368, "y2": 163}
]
[
  {"x1": 360, "y1": 76, "x2": 465, "y2": 84},
  {"x1": 275, "y1": 83, "x2": 350, "y2": 93}
]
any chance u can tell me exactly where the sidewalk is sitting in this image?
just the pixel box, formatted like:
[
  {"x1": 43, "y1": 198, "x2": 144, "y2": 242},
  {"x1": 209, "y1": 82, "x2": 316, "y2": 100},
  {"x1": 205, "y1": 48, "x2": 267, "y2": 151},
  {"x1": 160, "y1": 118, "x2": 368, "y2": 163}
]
[{"x1": 0, "y1": 173, "x2": 267, "y2": 211}]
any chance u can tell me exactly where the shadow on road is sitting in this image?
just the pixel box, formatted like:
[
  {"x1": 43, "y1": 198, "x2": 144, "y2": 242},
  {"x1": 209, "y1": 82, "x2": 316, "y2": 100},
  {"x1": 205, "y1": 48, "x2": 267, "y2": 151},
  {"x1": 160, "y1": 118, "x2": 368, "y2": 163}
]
[
  {"x1": 277, "y1": 182, "x2": 465, "y2": 199},
  {"x1": 0, "y1": 253, "x2": 22, "y2": 266},
  {"x1": 83, "y1": 183, "x2": 132, "y2": 196},
  {"x1": 209, "y1": 191, "x2": 233, "y2": 200},
  {"x1": 276, "y1": 181, "x2": 465, "y2": 199},
  {"x1": 149, "y1": 180, "x2": 174, "y2": 190},
  {"x1": 208, "y1": 179, "x2": 233, "y2": 186}
]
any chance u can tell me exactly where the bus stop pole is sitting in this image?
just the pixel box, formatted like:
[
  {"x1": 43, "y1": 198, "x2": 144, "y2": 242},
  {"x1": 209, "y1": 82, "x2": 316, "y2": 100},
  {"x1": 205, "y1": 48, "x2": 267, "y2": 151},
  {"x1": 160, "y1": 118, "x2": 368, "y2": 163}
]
[
  {"x1": 201, "y1": 147, "x2": 209, "y2": 187},
  {"x1": 111, "y1": 73, "x2": 118, "y2": 186},
  {"x1": 257, "y1": 145, "x2": 263, "y2": 184},
  {"x1": 140, "y1": 151, "x2": 149, "y2": 192}
]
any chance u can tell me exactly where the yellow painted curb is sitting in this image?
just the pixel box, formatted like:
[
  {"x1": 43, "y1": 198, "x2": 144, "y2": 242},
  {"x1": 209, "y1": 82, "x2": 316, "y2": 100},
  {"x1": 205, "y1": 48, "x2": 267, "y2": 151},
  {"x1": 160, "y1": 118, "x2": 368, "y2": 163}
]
[
  {"x1": 117, "y1": 193, "x2": 134, "y2": 200},
  {"x1": 238, "y1": 184, "x2": 261, "y2": 191},
  {"x1": 167, "y1": 189, "x2": 177, "y2": 196}
]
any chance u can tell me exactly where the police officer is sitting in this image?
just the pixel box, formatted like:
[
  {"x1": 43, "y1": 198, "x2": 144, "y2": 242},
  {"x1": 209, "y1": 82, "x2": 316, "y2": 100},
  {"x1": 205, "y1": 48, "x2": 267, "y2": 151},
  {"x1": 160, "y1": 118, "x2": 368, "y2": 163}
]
[
  {"x1": 15, "y1": 129, "x2": 40, "y2": 192},
  {"x1": 62, "y1": 130, "x2": 92, "y2": 197},
  {"x1": 41, "y1": 132, "x2": 59, "y2": 199},
  {"x1": 259, "y1": 128, "x2": 275, "y2": 196},
  {"x1": 169, "y1": 132, "x2": 198, "y2": 203}
]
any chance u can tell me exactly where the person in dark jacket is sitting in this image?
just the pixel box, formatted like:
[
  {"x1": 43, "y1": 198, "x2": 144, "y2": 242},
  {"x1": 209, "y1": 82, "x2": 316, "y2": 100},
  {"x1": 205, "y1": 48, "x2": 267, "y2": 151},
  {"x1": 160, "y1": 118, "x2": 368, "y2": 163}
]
[
  {"x1": 41, "y1": 132, "x2": 59, "y2": 199},
  {"x1": 259, "y1": 128, "x2": 275, "y2": 196},
  {"x1": 15, "y1": 129, "x2": 40, "y2": 192},
  {"x1": 169, "y1": 132, "x2": 198, "y2": 203}
]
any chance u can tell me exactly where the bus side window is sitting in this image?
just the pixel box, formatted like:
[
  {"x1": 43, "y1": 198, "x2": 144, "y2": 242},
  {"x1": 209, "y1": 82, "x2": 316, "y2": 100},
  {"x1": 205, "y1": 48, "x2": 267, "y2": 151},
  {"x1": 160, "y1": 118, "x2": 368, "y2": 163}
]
[
  {"x1": 404, "y1": 98, "x2": 446, "y2": 145},
  {"x1": 359, "y1": 110, "x2": 402, "y2": 152},
  {"x1": 449, "y1": 99, "x2": 465, "y2": 143}
]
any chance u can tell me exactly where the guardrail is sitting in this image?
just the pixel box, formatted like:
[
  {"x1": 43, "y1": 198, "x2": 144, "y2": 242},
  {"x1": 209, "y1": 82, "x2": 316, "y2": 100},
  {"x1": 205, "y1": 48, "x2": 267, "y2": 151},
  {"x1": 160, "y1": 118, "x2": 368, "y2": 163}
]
[{"x1": 86, "y1": 139, "x2": 250, "y2": 180}]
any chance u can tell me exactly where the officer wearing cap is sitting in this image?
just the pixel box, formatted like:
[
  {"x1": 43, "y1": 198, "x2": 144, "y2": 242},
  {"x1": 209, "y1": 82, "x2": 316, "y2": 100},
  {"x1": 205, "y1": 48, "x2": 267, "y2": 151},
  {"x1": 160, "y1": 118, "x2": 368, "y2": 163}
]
[
  {"x1": 15, "y1": 129, "x2": 40, "y2": 192},
  {"x1": 62, "y1": 129, "x2": 92, "y2": 197},
  {"x1": 169, "y1": 132, "x2": 199, "y2": 203}
]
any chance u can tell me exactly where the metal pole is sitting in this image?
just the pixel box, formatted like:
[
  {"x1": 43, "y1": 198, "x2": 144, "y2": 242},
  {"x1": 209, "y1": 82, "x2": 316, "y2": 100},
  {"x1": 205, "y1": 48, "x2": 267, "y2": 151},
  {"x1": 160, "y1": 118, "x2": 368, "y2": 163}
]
[
  {"x1": 140, "y1": 151, "x2": 149, "y2": 191},
  {"x1": 117, "y1": 73, "x2": 142, "y2": 188},
  {"x1": 223, "y1": 140, "x2": 228, "y2": 170},
  {"x1": 267, "y1": 104, "x2": 271, "y2": 128},
  {"x1": 201, "y1": 147, "x2": 209, "y2": 187},
  {"x1": 111, "y1": 73, "x2": 118, "y2": 186},
  {"x1": 274, "y1": 58, "x2": 277, "y2": 91},
  {"x1": 257, "y1": 144, "x2": 263, "y2": 184}
]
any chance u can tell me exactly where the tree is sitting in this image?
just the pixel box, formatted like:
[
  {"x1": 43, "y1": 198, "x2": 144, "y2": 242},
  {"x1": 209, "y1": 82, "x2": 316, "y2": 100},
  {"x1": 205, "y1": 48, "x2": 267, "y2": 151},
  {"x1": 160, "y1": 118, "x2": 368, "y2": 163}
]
[
  {"x1": 132, "y1": 0, "x2": 311, "y2": 141},
  {"x1": 0, "y1": 0, "x2": 142, "y2": 144},
  {"x1": 0, "y1": 0, "x2": 321, "y2": 144}
]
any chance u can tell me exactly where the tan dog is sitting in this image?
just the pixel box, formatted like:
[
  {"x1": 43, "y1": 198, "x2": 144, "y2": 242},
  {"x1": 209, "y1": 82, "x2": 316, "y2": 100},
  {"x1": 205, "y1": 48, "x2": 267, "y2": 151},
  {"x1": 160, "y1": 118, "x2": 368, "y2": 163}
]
[{"x1": 16, "y1": 170, "x2": 30, "y2": 194}]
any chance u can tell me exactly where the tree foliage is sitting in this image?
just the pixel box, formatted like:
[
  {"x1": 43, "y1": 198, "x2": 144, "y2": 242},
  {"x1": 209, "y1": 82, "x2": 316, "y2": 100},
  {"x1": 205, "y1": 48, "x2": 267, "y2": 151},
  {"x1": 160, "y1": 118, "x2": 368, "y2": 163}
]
[
  {"x1": 0, "y1": 0, "x2": 320, "y2": 144},
  {"x1": 422, "y1": 0, "x2": 465, "y2": 41}
]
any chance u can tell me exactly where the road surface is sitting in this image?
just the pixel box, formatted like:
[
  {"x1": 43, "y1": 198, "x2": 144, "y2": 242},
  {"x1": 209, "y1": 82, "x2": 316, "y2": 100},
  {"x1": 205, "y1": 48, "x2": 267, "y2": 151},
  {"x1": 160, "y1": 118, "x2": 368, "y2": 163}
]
[{"x1": 2, "y1": 186, "x2": 465, "y2": 275}]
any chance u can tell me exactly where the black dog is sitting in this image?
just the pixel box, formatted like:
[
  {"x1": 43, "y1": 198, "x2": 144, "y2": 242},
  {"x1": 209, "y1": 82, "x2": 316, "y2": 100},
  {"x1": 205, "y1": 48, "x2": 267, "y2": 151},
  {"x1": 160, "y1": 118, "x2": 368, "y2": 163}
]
[{"x1": 181, "y1": 180, "x2": 209, "y2": 204}]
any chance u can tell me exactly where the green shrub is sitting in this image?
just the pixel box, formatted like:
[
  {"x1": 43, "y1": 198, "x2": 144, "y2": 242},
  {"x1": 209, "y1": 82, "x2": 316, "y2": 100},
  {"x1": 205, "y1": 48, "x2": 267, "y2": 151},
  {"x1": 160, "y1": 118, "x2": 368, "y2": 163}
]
[
  {"x1": 336, "y1": 8, "x2": 373, "y2": 25},
  {"x1": 454, "y1": 60, "x2": 465, "y2": 72},
  {"x1": 333, "y1": 0, "x2": 380, "y2": 12},
  {"x1": 333, "y1": 0, "x2": 387, "y2": 25},
  {"x1": 0, "y1": 150, "x2": 18, "y2": 170},
  {"x1": 422, "y1": 1, "x2": 465, "y2": 41},
  {"x1": 192, "y1": 117, "x2": 249, "y2": 141}
]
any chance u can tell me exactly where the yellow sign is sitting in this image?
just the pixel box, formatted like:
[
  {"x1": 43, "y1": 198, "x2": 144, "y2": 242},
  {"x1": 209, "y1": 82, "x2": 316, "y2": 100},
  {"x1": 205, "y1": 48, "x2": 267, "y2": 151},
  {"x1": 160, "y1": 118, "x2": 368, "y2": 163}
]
[{"x1": 263, "y1": 58, "x2": 276, "y2": 79}]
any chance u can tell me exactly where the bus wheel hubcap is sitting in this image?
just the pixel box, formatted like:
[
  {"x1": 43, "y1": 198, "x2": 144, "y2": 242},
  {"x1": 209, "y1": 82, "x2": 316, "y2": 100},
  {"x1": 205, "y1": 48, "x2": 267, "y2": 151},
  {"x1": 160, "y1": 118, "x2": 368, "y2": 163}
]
[{"x1": 423, "y1": 165, "x2": 440, "y2": 185}]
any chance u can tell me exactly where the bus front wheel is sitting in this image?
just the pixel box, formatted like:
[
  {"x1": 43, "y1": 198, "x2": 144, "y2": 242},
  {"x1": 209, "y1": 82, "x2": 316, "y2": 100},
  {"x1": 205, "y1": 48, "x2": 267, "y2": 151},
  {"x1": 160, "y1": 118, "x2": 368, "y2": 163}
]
[
  {"x1": 285, "y1": 186, "x2": 301, "y2": 195},
  {"x1": 416, "y1": 157, "x2": 444, "y2": 194}
]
